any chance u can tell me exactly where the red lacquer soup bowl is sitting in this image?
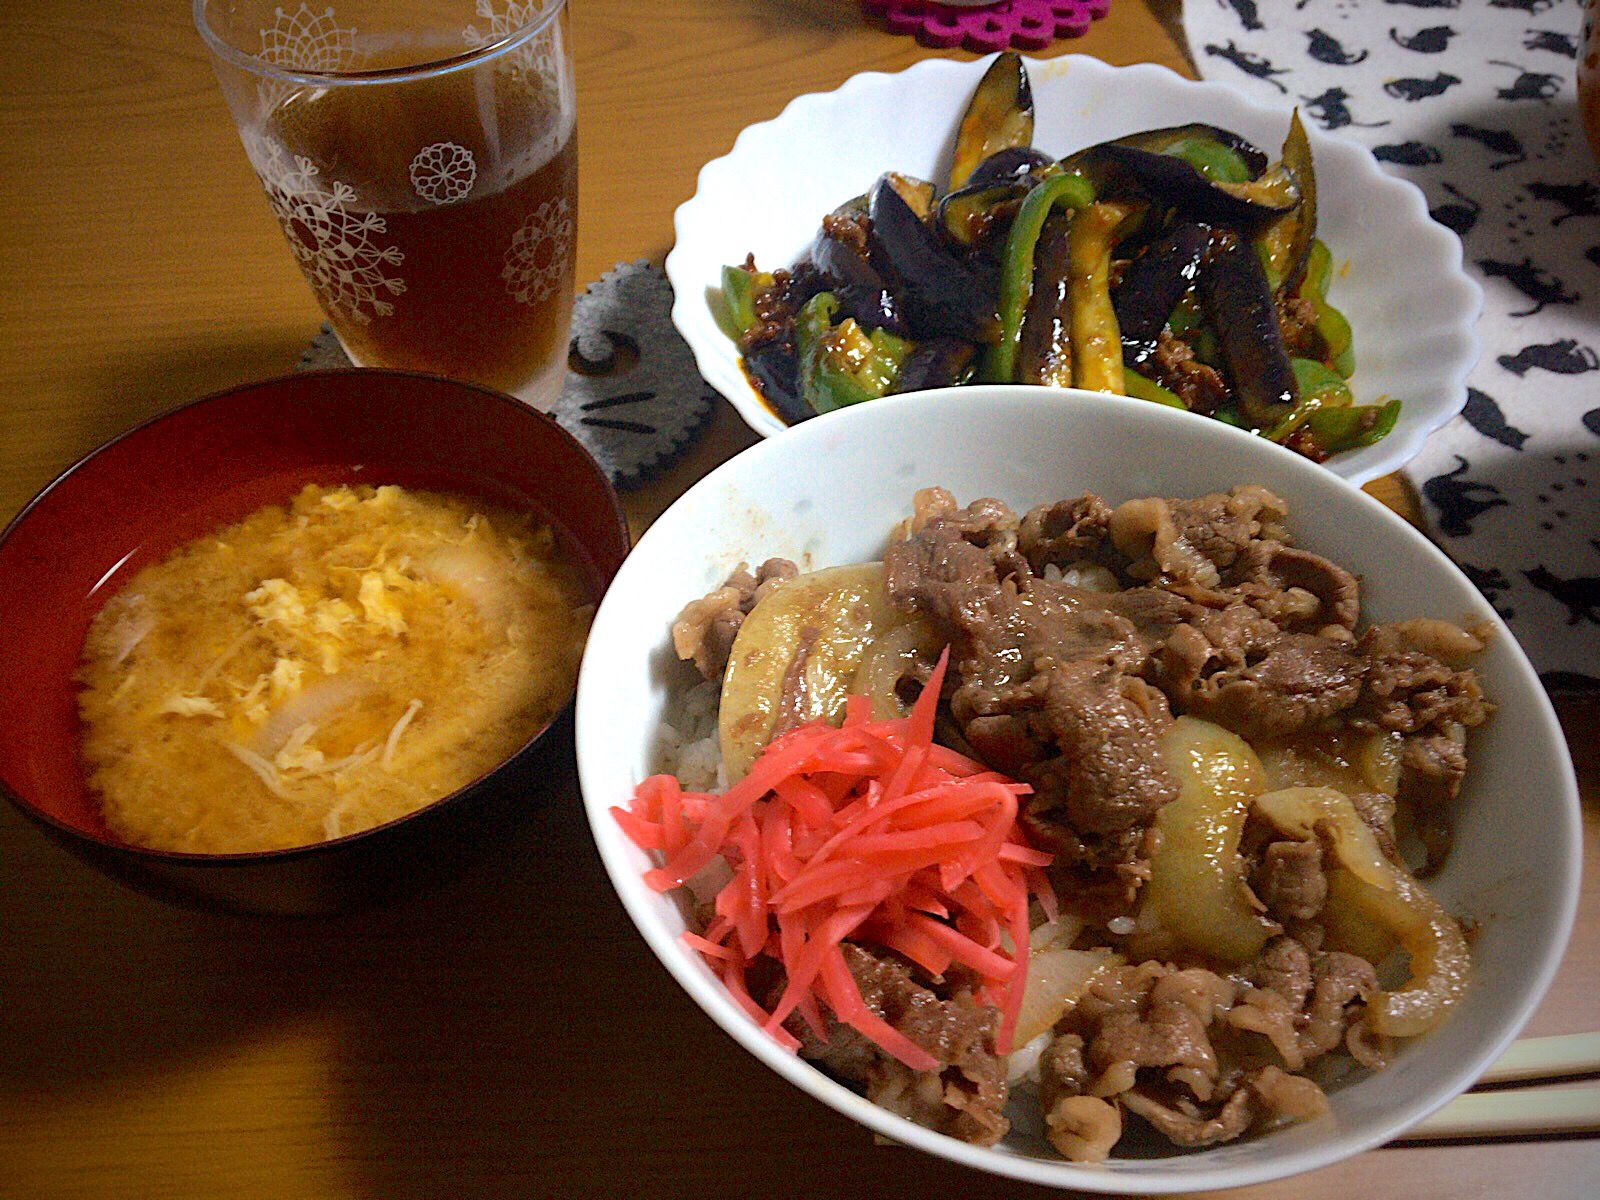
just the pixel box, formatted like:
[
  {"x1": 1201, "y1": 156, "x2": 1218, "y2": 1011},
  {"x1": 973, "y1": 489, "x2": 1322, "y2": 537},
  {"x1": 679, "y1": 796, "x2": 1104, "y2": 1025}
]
[{"x1": 0, "y1": 370, "x2": 630, "y2": 915}]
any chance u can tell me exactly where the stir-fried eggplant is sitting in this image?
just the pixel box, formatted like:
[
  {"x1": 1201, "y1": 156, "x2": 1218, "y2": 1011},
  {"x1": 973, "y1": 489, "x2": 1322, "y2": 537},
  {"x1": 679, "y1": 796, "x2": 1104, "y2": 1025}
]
[
  {"x1": 988, "y1": 171, "x2": 1096, "y2": 382},
  {"x1": 1257, "y1": 112, "x2": 1318, "y2": 296},
  {"x1": 1103, "y1": 123, "x2": 1270, "y2": 178},
  {"x1": 897, "y1": 338, "x2": 979, "y2": 393},
  {"x1": 867, "y1": 177, "x2": 1001, "y2": 343},
  {"x1": 743, "y1": 343, "x2": 808, "y2": 425},
  {"x1": 812, "y1": 213, "x2": 909, "y2": 336},
  {"x1": 1082, "y1": 144, "x2": 1298, "y2": 229},
  {"x1": 1016, "y1": 210, "x2": 1075, "y2": 387},
  {"x1": 967, "y1": 145, "x2": 1055, "y2": 187},
  {"x1": 1198, "y1": 230, "x2": 1299, "y2": 428},
  {"x1": 950, "y1": 52, "x2": 1034, "y2": 192},
  {"x1": 719, "y1": 52, "x2": 1389, "y2": 462},
  {"x1": 937, "y1": 180, "x2": 1030, "y2": 250},
  {"x1": 1112, "y1": 221, "x2": 1210, "y2": 370}
]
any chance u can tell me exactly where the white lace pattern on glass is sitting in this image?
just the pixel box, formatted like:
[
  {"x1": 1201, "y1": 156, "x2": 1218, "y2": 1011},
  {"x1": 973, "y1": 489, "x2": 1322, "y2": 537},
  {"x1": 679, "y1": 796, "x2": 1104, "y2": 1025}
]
[
  {"x1": 463, "y1": 0, "x2": 560, "y2": 84},
  {"x1": 258, "y1": 4, "x2": 359, "y2": 70},
  {"x1": 246, "y1": 135, "x2": 406, "y2": 324},
  {"x1": 254, "y1": 5, "x2": 361, "y2": 113},
  {"x1": 502, "y1": 196, "x2": 572, "y2": 305},
  {"x1": 409, "y1": 143, "x2": 478, "y2": 204}
]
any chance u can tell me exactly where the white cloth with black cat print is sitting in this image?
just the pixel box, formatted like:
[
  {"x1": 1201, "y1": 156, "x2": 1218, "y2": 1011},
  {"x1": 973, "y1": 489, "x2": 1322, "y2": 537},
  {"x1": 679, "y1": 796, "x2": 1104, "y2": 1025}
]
[{"x1": 1186, "y1": 0, "x2": 1598, "y2": 690}]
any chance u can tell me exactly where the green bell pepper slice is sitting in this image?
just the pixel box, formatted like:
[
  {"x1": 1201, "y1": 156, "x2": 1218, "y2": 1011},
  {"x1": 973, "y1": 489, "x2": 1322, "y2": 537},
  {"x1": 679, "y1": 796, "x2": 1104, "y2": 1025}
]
[
  {"x1": 1266, "y1": 357, "x2": 1352, "y2": 442},
  {"x1": 1293, "y1": 241, "x2": 1354, "y2": 377},
  {"x1": 1314, "y1": 296, "x2": 1355, "y2": 378},
  {"x1": 1265, "y1": 360, "x2": 1399, "y2": 456},
  {"x1": 796, "y1": 292, "x2": 913, "y2": 414},
  {"x1": 1124, "y1": 369, "x2": 1188, "y2": 409},
  {"x1": 719, "y1": 263, "x2": 774, "y2": 342},
  {"x1": 1304, "y1": 398, "x2": 1402, "y2": 455},
  {"x1": 984, "y1": 171, "x2": 1096, "y2": 383},
  {"x1": 1164, "y1": 136, "x2": 1252, "y2": 184},
  {"x1": 1301, "y1": 239, "x2": 1333, "y2": 299}
]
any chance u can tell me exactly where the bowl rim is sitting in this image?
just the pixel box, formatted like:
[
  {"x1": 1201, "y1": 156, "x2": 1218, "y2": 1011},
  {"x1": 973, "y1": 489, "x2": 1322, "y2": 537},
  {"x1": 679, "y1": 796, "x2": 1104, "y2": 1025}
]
[
  {"x1": 0, "y1": 367, "x2": 629, "y2": 865},
  {"x1": 577, "y1": 384, "x2": 1579, "y2": 1192},
  {"x1": 665, "y1": 52, "x2": 1483, "y2": 487}
]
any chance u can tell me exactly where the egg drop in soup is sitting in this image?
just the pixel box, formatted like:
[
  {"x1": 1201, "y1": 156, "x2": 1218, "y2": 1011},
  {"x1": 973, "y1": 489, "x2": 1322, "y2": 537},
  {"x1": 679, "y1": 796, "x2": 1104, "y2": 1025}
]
[{"x1": 75, "y1": 484, "x2": 591, "y2": 853}]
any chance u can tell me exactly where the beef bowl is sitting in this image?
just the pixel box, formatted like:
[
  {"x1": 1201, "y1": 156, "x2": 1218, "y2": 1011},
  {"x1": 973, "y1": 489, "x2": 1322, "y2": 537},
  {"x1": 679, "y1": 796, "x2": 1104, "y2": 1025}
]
[
  {"x1": 0, "y1": 370, "x2": 629, "y2": 916},
  {"x1": 576, "y1": 386, "x2": 1577, "y2": 1192}
]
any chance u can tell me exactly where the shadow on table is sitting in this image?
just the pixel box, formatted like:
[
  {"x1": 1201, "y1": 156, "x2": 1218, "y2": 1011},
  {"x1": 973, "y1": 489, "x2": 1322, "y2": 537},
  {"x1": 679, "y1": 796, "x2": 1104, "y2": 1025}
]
[
  {"x1": 0, "y1": 709, "x2": 1589, "y2": 1197},
  {"x1": 94, "y1": 328, "x2": 317, "y2": 425},
  {"x1": 0, "y1": 799, "x2": 328, "y2": 1096}
]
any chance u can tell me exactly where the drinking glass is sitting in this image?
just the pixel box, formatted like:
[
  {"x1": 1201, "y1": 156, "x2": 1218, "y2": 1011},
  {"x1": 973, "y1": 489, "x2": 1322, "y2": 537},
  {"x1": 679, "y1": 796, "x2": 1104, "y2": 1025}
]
[{"x1": 195, "y1": 1, "x2": 577, "y2": 408}]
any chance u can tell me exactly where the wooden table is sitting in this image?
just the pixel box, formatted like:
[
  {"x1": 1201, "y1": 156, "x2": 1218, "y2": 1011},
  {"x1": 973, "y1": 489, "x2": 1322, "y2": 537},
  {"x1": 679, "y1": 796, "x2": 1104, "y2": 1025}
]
[{"x1": 1, "y1": 2, "x2": 1594, "y2": 1196}]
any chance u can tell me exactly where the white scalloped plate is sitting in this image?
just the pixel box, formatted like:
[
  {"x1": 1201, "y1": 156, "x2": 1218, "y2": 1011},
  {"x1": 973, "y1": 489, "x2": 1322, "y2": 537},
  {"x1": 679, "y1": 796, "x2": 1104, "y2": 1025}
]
[{"x1": 666, "y1": 55, "x2": 1482, "y2": 486}]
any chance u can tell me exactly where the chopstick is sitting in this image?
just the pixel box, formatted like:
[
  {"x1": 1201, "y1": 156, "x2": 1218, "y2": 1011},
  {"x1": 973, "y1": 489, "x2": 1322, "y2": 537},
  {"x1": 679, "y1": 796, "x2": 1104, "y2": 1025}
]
[
  {"x1": 1477, "y1": 1032, "x2": 1600, "y2": 1085},
  {"x1": 1393, "y1": 1033, "x2": 1600, "y2": 1142},
  {"x1": 1395, "y1": 1084, "x2": 1600, "y2": 1141}
]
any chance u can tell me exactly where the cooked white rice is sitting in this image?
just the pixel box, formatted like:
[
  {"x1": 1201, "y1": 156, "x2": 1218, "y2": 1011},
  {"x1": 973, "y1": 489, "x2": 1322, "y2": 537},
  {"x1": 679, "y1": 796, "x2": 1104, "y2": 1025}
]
[{"x1": 654, "y1": 674, "x2": 725, "y2": 793}]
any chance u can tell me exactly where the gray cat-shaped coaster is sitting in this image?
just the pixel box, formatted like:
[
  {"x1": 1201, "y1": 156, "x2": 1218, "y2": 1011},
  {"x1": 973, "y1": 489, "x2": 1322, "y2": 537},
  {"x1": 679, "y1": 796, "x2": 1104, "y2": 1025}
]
[{"x1": 299, "y1": 260, "x2": 716, "y2": 490}]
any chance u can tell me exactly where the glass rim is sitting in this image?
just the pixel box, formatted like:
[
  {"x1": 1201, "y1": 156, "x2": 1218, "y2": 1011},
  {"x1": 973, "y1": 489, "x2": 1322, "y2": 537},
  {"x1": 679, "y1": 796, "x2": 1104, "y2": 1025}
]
[{"x1": 192, "y1": 0, "x2": 567, "y2": 86}]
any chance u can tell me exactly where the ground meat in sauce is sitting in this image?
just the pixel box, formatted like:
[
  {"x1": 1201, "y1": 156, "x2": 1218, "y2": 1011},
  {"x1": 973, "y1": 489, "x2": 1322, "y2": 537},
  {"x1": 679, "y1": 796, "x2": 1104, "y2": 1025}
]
[{"x1": 1147, "y1": 330, "x2": 1230, "y2": 415}]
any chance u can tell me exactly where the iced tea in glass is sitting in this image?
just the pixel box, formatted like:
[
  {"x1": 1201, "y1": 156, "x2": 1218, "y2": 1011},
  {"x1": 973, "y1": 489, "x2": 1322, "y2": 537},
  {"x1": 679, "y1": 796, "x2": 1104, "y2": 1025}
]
[{"x1": 195, "y1": 1, "x2": 577, "y2": 407}]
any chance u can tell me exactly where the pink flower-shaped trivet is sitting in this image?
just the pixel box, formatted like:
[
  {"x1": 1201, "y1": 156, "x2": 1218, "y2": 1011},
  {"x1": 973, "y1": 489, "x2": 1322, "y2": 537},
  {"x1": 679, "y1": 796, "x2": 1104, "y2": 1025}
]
[{"x1": 861, "y1": 0, "x2": 1110, "y2": 52}]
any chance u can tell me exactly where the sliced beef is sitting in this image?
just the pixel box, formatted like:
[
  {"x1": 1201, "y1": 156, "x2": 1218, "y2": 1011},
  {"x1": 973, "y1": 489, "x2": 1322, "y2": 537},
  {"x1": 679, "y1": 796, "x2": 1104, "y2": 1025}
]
[
  {"x1": 886, "y1": 487, "x2": 1486, "y2": 934},
  {"x1": 1087, "y1": 969, "x2": 1233, "y2": 1099},
  {"x1": 888, "y1": 508, "x2": 1181, "y2": 848},
  {"x1": 1355, "y1": 624, "x2": 1492, "y2": 738},
  {"x1": 1349, "y1": 790, "x2": 1400, "y2": 861},
  {"x1": 1277, "y1": 292, "x2": 1322, "y2": 360},
  {"x1": 1065, "y1": 964, "x2": 1235, "y2": 1104},
  {"x1": 1300, "y1": 951, "x2": 1379, "y2": 1060},
  {"x1": 1353, "y1": 623, "x2": 1491, "y2": 812},
  {"x1": 1018, "y1": 494, "x2": 1114, "y2": 573},
  {"x1": 1043, "y1": 1095, "x2": 1122, "y2": 1162},
  {"x1": 1043, "y1": 952, "x2": 1354, "y2": 1152},
  {"x1": 1148, "y1": 329, "x2": 1230, "y2": 415},
  {"x1": 671, "y1": 558, "x2": 798, "y2": 679},
  {"x1": 885, "y1": 509, "x2": 1011, "y2": 632},
  {"x1": 1153, "y1": 605, "x2": 1366, "y2": 739},
  {"x1": 1249, "y1": 936, "x2": 1314, "y2": 1011},
  {"x1": 1251, "y1": 839, "x2": 1328, "y2": 922},
  {"x1": 1037, "y1": 660, "x2": 1177, "y2": 835},
  {"x1": 790, "y1": 944, "x2": 1008, "y2": 1146},
  {"x1": 1121, "y1": 1064, "x2": 1329, "y2": 1146},
  {"x1": 1039, "y1": 1037, "x2": 1125, "y2": 1160},
  {"x1": 1040, "y1": 1032, "x2": 1091, "y2": 1101},
  {"x1": 1108, "y1": 486, "x2": 1289, "y2": 588},
  {"x1": 1244, "y1": 1064, "x2": 1331, "y2": 1127},
  {"x1": 1234, "y1": 542, "x2": 1361, "y2": 632},
  {"x1": 1398, "y1": 727, "x2": 1469, "y2": 810},
  {"x1": 1232, "y1": 937, "x2": 1316, "y2": 1069},
  {"x1": 1231, "y1": 939, "x2": 1380, "y2": 1071},
  {"x1": 1121, "y1": 1083, "x2": 1256, "y2": 1147}
]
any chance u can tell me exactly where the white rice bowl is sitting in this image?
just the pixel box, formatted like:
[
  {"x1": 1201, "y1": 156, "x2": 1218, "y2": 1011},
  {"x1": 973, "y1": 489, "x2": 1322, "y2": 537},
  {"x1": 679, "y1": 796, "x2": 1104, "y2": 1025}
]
[{"x1": 576, "y1": 387, "x2": 1578, "y2": 1193}]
